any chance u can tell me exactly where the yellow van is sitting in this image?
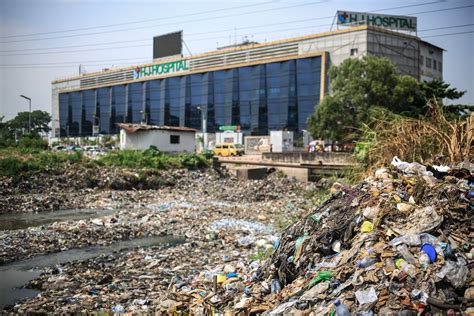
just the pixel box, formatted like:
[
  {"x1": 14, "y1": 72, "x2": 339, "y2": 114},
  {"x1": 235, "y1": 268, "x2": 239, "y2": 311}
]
[{"x1": 213, "y1": 143, "x2": 244, "y2": 157}]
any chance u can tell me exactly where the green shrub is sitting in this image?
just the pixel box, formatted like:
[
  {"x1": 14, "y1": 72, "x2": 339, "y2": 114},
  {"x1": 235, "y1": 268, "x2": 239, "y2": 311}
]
[
  {"x1": 18, "y1": 136, "x2": 48, "y2": 150},
  {"x1": 0, "y1": 156, "x2": 40, "y2": 177},
  {"x1": 98, "y1": 149, "x2": 209, "y2": 170},
  {"x1": 202, "y1": 149, "x2": 214, "y2": 159},
  {"x1": 178, "y1": 153, "x2": 210, "y2": 170}
]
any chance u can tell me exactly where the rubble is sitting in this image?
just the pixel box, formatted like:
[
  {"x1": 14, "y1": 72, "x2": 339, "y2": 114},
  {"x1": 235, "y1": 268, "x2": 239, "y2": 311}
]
[
  {"x1": 156, "y1": 157, "x2": 472, "y2": 315},
  {"x1": 1, "y1": 168, "x2": 323, "y2": 312},
  {"x1": 3, "y1": 158, "x2": 472, "y2": 314}
]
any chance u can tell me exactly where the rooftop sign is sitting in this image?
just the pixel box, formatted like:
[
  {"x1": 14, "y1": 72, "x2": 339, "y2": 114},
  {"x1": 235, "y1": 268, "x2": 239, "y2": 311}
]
[
  {"x1": 337, "y1": 11, "x2": 417, "y2": 32},
  {"x1": 219, "y1": 125, "x2": 240, "y2": 132},
  {"x1": 133, "y1": 60, "x2": 189, "y2": 79}
]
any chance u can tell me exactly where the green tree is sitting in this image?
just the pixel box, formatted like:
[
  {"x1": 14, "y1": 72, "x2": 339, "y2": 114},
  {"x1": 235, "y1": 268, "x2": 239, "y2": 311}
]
[
  {"x1": 0, "y1": 116, "x2": 14, "y2": 147},
  {"x1": 420, "y1": 79, "x2": 466, "y2": 103},
  {"x1": 307, "y1": 56, "x2": 426, "y2": 142},
  {"x1": 8, "y1": 110, "x2": 51, "y2": 136}
]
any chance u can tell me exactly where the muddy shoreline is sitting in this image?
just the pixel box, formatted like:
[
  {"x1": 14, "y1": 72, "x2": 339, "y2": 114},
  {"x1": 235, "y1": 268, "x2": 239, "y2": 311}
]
[{"x1": 0, "y1": 168, "x2": 321, "y2": 312}]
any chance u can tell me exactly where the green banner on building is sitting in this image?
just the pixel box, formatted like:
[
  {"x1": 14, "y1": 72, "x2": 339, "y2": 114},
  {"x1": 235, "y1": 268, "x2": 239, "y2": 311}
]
[
  {"x1": 133, "y1": 60, "x2": 189, "y2": 79},
  {"x1": 218, "y1": 125, "x2": 240, "y2": 132},
  {"x1": 337, "y1": 10, "x2": 417, "y2": 32}
]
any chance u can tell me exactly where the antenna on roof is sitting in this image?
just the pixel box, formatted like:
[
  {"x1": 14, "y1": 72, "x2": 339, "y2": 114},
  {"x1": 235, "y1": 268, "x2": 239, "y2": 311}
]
[
  {"x1": 182, "y1": 39, "x2": 192, "y2": 56},
  {"x1": 330, "y1": 13, "x2": 337, "y2": 31}
]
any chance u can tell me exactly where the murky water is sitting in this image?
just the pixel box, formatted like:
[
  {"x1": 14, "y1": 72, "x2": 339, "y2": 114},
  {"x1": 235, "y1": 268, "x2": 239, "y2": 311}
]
[
  {"x1": 0, "y1": 208, "x2": 119, "y2": 231},
  {"x1": 0, "y1": 235, "x2": 184, "y2": 310}
]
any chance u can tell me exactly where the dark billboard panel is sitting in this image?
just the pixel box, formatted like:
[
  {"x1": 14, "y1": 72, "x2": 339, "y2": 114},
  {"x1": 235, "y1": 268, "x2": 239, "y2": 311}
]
[{"x1": 153, "y1": 31, "x2": 182, "y2": 59}]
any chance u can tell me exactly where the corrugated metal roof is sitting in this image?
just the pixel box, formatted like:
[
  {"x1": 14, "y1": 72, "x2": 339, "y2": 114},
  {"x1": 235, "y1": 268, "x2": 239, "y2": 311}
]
[{"x1": 118, "y1": 123, "x2": 197, "y2": 134}]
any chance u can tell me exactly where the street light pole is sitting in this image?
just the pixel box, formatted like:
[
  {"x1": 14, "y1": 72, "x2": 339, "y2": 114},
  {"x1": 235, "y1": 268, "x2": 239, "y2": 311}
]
[
  {"x1": 19, "y1": 95, "x2": 32, "y2": 133},
  {"x1": 20, "y1": 95, "x2": 31, "y2": 134},
  {"x1": 196, "y1": 106, "x2": 207, "y2": 150}
]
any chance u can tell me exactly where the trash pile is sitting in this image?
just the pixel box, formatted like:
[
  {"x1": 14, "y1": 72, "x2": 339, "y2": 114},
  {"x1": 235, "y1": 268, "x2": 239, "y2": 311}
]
[
  {"x1": 0, "y1": 166, "x2": 177, "y2": 214},
  {"x1": 5, "y1": 186, "x2": 305, "y2": 313},
  {"x1": 163, "y1": 157, "x2": 473, "y2": 314},
  {"x1": 0, "y1": 165, "x2": 309, "y2": 214}
]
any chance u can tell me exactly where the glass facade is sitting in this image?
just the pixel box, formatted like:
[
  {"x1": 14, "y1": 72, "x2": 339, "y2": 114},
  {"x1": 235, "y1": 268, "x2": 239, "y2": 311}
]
[
  {"x1": 97, "y1": 88, "x2": 111, "y2": 135},
  {"x1": 58, "y1": 56, "x2": 322, "y2": 137},
  {"x1": 70, "y1": 92, "x2": 82, "y2": 137},
  {"x1": 82, "y1": 90, "x2": 95, "y2": 136},
  {"x1": 111, "y1": 85, "x2": 126, "y2": 134}
]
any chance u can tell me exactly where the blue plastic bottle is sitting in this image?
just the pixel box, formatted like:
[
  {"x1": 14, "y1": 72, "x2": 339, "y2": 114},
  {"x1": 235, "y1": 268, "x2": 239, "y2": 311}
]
[
  {"x1": 356, "y1": 257, "x2": 377, "y2": 268},
  {"x1": 334, "y1": 299, "x2": 351, "y2": 316}
]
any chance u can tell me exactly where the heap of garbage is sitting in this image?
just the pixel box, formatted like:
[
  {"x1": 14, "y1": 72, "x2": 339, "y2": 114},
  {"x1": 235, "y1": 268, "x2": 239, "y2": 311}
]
[{"x1": 165, "y1": 157, "x2": 473, "y2": 315}]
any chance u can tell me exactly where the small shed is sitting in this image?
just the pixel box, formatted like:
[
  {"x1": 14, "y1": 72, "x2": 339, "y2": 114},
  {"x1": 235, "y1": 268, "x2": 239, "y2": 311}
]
[{"x1": 118, "y1": 124, "x2": 197, "y2": 152}]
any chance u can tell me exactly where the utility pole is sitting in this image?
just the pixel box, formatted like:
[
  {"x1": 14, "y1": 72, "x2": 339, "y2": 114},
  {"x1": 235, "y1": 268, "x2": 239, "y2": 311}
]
[{"x1": 19, "y1": 95, "x2": 32, "y2": 134}]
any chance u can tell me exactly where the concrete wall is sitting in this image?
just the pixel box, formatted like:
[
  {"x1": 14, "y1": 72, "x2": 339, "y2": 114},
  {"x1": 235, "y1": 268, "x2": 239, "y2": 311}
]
[
  {"x1": 299, "y1": 29, "x2": 368, "y2": 68},
  {"x1": 367, "y1": 29, "x2": 419, "y2": 78},
  {"x1": 120, "y1": 129, "x2": 196, "y2": 152},
  {"x1": 300, "y1": 28, "x2": 441, "y2": 81},
  {"x1": 216, "y1": 131, "x2": 243, "y2": 144},
  {"x1": 270, "y1": 131, "x2": 294, "y2": 152},
  {"x1": 419, "y1": 42, "x2": 443, "y2": 81},
  {"x1": 262, "y1": 152, "x2": 354, "y2": 165}
]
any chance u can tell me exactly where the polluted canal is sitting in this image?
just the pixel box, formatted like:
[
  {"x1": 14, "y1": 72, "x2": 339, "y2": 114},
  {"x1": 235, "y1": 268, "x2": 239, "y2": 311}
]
[
  {"x1": 0, "y1": 235, "x2": 183, "y2": 309},
  {"x1": 0, "y1": 208, "x2": 118, "y2": 231},
  {"x1": 1, "y1": 168, "x2": 318, "y2": 312}
]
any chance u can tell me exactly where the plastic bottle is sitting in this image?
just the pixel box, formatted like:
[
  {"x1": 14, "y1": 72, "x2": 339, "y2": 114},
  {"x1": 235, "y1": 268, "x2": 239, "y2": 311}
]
[
  {"x1": 271, "y1": 278, "x2": 282, "y2": 294},
  {"x1": 418, "y1": 253, "x2": 430, "y2": 270},
  {"x1": 334, "y1": 299, "x2": 351, "y2": 316},
  {"x1": 396, "y1": 259, "x2": 417, "y2": 278},
  {"x1": 389, "y1": 234, "x2": 421, "y2": 247},
  {"x1": 397, "y1": 244, "x2": 417, "y2": 264},
  {"x1": 356, "y1": 257, "x2": 377, "y2": 268}
]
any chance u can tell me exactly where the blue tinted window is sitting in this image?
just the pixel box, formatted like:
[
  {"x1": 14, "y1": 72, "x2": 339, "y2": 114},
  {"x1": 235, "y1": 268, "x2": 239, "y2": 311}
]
[
  {"x1": 128, "y1": 83, "x2": 143, "y2": 123},
  {"x1": 203, "y1": 72, "x2": 215, "y2": 132},
  {"x1": 238, "y1": 66, "x2": 262, "y2": 132},
  {"x1": 296, "y1": 58, "x2": 321, "y2": 131},
  {"x1": 97, "y1": 88, "x2": 110, "y2": 134},
  {"x1": 82, "y1": 90, "x2": 95, "y2": 136},
  {"x1": 59, "y1": 93, "x2": 70, "y2": 137},
  {"x1": 111, "y1": 85, "x2": 126, "y2": 134},
  {"x1": 167, "y1": 77, "x2": 181, "y2": 126},
  {"x1": 70, "y1": 91, "x2": 82, "y2": 137},
  {"x1": 188, "y1": 74, "x2": 204, "y2": 130},
  {"x1": 266, "y1": 62, "x2": 291, "y2": 130},
  {"x1": 146, "y1": 80, "x2": 161, "y2": 125},
  {"x1": 213, "y1": 70, "x2": 236, "y2": 128},
  {"x1": 61, "y1": 56, "x2": 322, "y2": 136},
  {"x1": 287, "y1": 60, "x2": 298, "y2": 131},
  {"x1": 182, "y1": 76, "x2": 191, "y2": 127}
]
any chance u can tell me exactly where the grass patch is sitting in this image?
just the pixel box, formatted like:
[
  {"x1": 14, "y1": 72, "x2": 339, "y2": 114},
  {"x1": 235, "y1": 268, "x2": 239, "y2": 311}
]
[
  {"x1": 98, "y1": 147, "x2": 209, "y2": 170},
  {"x1": 0, "y1": 146, "x2": 210, "y2": 178},
  {"x1": 250, "y1": 246, "x2": 274, "y2": 261},
  {"x1": 0, "y1": 150, "x2": 85, "y2": 177}
]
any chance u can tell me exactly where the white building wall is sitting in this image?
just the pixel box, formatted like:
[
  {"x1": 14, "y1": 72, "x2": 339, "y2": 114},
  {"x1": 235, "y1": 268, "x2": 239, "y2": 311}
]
[
  {"x1": 270, "y1": 131, "x2": 294, "y2": 152},
  {"x1": 299, "y1": 29, "x2": 368, "y2": 67},
  {"x1": 367, "y1": 30, "x2": 419, "y2": 78},
  {"x1": 419, "y1": 42, "x2": 443, "y2": 81},
  {"x1": 215, "y1": 131, "x2": 243, "y2": 144},
  {"x1": 120, "y1": 129, "x2": 196, "y2": 152}
]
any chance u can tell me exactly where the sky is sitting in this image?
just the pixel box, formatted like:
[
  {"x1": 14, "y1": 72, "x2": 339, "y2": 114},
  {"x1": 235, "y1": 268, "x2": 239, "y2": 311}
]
[{"x1": 0, "y1": 0, "x2": 473, "y2": 120}]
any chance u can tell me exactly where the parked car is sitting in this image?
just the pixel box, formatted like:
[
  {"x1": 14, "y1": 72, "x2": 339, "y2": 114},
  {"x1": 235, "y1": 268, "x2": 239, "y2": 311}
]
[
  {"x1": 52, "y1": 145, "x2": 66, "y2": 152},
  {"x1": 66, "y1": 145, "x2": 82, "y2": 152},
  {"x1": 213, "y1": 143, "x2": 244, "y2": 157},
  {"x1": 83, "y1": 145, "x2": 99, "y2": 152}
]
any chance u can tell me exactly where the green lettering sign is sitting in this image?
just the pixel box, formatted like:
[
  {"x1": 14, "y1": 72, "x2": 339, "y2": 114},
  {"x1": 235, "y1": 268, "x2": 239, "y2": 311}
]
[
  {"x1": 133, "y1": 60, "x2": 189, "y2": 79},
  {"x1": 219, "y1": 125, "x2": 240, "y2": 132},
  {"x1": 337, "y1": 10, "x2": 417, "y2": 32}
]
